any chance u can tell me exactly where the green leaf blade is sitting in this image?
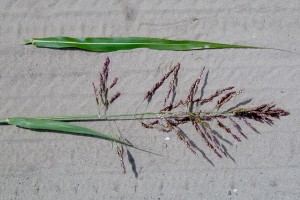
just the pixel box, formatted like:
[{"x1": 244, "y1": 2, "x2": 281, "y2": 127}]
[
  {"x1": 7, "y1": 117, "x2": 131, "y2": 146},
  {"x1": 25, "y1": 37, "x2": 260, "y2": 52}
]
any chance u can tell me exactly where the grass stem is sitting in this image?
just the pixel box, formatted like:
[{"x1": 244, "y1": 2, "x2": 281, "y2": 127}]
[{"x1": 0, "y1": 111, "x2": 234, "y2": 124}]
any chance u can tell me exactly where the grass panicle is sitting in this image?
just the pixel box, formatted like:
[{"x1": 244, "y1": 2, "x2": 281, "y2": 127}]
[
  {"x1": 140, "y1": 63, "x2": 289, "y2": 161},
  {"x1": 93, "y1": 57, "x2": 121, "y2": 114}
]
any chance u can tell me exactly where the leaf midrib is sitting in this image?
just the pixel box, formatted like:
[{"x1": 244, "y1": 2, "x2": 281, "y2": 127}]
[{"x1": 33, "y1": 40, "x2": 202, "y2": 46}]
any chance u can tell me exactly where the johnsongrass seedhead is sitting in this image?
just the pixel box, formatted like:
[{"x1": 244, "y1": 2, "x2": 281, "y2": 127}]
[
  {"x1": 92, "y1": 57, "x2": 121, "y2": 116},
  {"x1": 141, "y1": 63, "x2": 289, "y2": 159}
]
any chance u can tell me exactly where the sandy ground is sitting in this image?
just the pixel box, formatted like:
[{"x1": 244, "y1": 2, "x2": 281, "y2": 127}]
[{"x1": 0, "y1": 0, "x2": 299, "y2": 199}]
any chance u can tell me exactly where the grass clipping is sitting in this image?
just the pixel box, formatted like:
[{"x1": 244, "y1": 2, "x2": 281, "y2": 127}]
[
  {"x1": 0, "y1": 57, "x2": 289, "y2": 173},
  {"x1": 24, "y1": 37, "x2": 261, "y2": 52}
]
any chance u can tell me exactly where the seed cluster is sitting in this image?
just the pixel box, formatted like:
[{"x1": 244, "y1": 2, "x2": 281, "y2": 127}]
[
  {"x1": 92, "y1": 57, "x2": 121, "y2": 114},
  {"x1": 92, "y1": 58, "x2": 290, "y2": 172},
  {"x1": 141, "y1": 63, "x2": 289, "y2": 158}
]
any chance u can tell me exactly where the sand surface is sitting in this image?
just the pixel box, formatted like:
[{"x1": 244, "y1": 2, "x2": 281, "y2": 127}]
[{"x1": 0, "y1": 0, "x2": 299, "y2": 199}]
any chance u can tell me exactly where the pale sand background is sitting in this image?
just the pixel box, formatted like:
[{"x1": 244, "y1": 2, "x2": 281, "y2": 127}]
[{"x1": 0, "y1": 0, "x2": 299, "y2": 199}]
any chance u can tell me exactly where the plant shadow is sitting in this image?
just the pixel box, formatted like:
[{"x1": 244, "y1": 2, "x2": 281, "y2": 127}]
[
  {"x1": 226, "y1": 99, "x2": 252, "y2": 112},
  {"x1": 177, "y1": 127, "x2": 215, "y2": 166},
  {"x1": 127, "y1": 150, "x2": 138, "y2": 178}
]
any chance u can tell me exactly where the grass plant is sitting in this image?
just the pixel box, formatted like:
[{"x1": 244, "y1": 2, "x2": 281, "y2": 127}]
[{"x1": 0, "y1": 58, "x2": 289, "y2": 172}]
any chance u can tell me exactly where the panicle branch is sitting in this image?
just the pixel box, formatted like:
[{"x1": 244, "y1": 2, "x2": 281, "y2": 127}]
[
  {"x1": 102, "y1": 57, "x2": 110, "y2": 82},
  {"x1": 175, "y1": 130, "x2": 198, "y2": 156},
  {"x1": 144, "y1": 63, "x2": 180, "y2": 101},
  {"x1": 109, "y1": 92, "x2": 121, "y2": 104},
  {"x1": 216, "y1": 119, "x2": 241, "y2": 142},
  {"x1": 194, "y1": 86, "x2": 234, "y2": 104},
  {"x1": 193, "y1": 122, "x2": 222, "y2": 158},
  {"x1": 110, "y1": 78, "x2": 118, "y2": 89},
  {"x1": 216, "y1": 89, "x2": 244, "y2": 110},
  {"x1": 185, "y1": 67, "x2": 205, "y2": 109},
  {"x1": 229, "y1": 117, "x2": 247, "y2": 139},
  {"x1": 164, "y1": 64, "x2": 180, "y2": 105},
  {"x1": 92, "y1": 82, "x2": 99, "y2": 106}
]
